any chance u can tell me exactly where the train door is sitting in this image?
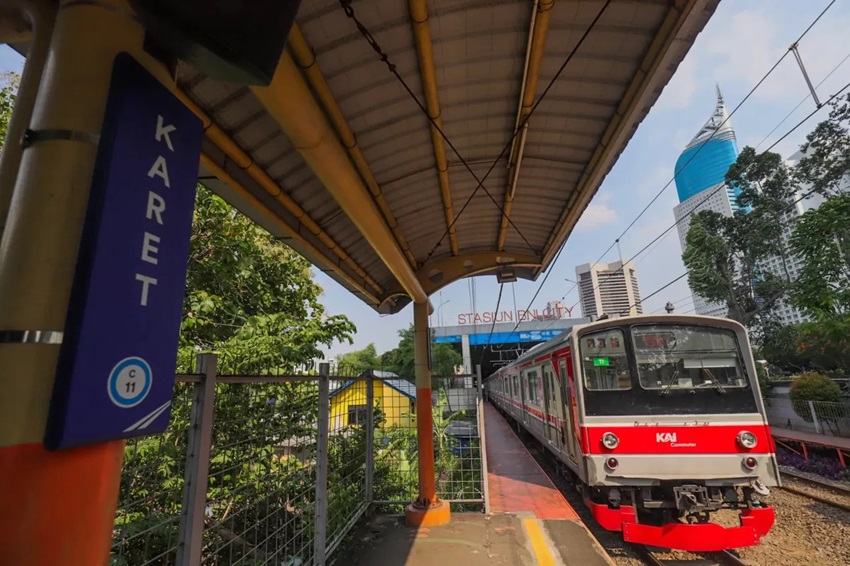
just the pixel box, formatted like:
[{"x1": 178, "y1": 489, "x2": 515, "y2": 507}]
[
  {"x1": 512, "y1": 373, "x2": 522, "y2": 421},
  {"x1": 519, "y1": 370, "x2": 529, "y2": 426},
  {"x1": 559, "y1": 357, "x2": 579, "y2": 462},
  {"x1": 541, "y1": 365, "x2": 559, "y2": 449}
]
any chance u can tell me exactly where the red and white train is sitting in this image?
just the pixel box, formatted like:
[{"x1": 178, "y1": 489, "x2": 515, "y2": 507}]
[{"x1": 484, "y1": 314, "x2": 779, "y2": 552}]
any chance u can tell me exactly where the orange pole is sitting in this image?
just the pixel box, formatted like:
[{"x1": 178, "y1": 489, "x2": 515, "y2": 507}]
[
  {"x1": 0, "y1": 442, "x2": 124, "y2": 564},
  {"x1": 0, "y1": 2, "x2": 169, "y2": 563},
  {"x1": 405, "y1": 301, "x2": 451, "y2": 526}
]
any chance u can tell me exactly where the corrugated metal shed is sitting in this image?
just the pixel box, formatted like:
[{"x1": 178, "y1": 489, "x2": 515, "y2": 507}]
[
  {"x1": 186, "y1": 0, "x2": 719, "y2": 313},
  {"x1": 331, "y1": 370, "x2": 417, "y2": 400}
]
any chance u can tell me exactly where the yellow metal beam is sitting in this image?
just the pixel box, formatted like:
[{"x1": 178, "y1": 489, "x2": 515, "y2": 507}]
[
  {"x1": 497, "y1": 0, "x2": 554, "y2": 252},
  {"x1": 540, "y1": 0, "x2": 703, "y2": 269},
  {"x1": 199, "y1": 153, "x2": 382, "y2": 306},
  {"x1": 172, "y1": 90, "x2": 384, "y2": 298},
  {"x1": 408, "y1": 0, "x2": 459, "y2": 256},
  {"x1": 382, "y1": 251, "x2": 541, "y2": 303},
  {"x1": 251, "y1": 51, "x2": 428, "y2": 304},
  {"x1": 288, "y1": 25, "x2": 418, "y2": 268}
]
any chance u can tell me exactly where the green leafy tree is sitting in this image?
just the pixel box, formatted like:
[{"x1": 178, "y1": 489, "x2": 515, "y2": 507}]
[
  {"x1": 797, "y1": 317, "x2": 850, "y2": 372},
  {"x1": 336, "y1": 343, "x2": 380, "y2": 374},
  {"x1": 0, "y1": 72, "x2": 18, "y2": 149},
  {"x1": 682, "y1": 147, "x2": 798, "y2": 328},
  {"x1": 795, "y1": 94, "x2": 850, "y2": 198},
  {"x1": 683, "y1": 209, "x2": 785, "y2": 327},
  {"x1": 113, "y1": 189, "x2": 358, "y2": 565},
  {"x1": 789, "y1": 372, "x2": 847, "y2": 433},
  {"x1": 178, "y1": 187, "x2": 356, "y2": 373},
  {"x1": 760, "y1": 323, "x2": 813, "y2": 371},
  {"x1": 381, "y1": 325, "x2": 414, "y2": 377},
  {"x1": 381, "y1": 324, "x2": 462, "y2": 380},
  {"x1": 788, "y1": 193, "x2": 850, "y2": 318}
]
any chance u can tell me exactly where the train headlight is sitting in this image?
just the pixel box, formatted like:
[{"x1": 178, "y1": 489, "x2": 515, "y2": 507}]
[
  {"x1": 737, "y1": 430, "x2": 758, "y2": 449},
  {"x1": 601, "y1": 432, "x2": 619, "y2": 449}
]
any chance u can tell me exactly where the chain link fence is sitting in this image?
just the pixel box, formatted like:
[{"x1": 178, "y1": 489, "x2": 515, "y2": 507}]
[
  {"x1": 110, "y1": 360, "x2": 488, "y2": 565},
  {"x1": 766, "y1": 395, "x2": 850, "y2": 438}
]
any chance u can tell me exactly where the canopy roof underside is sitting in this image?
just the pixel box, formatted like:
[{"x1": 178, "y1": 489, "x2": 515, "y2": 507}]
[{"x1": 8, "y1": 0, "x2": 720, "y2": 313}]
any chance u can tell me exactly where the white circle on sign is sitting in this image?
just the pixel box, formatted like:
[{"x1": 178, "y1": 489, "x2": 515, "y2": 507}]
[{"x1": 107, "y1": 357, "x2": 152, "y2": 408}]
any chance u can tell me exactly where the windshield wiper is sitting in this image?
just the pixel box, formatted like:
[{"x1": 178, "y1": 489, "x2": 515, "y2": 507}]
[
  {"x1": 699, "y1": 368, "x2": 726, "y2": 395},
  {"x1": 660, "y1": 370, "x2": 680, "y2": 396}
]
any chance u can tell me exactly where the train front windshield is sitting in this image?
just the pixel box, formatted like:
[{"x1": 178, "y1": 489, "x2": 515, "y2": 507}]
[{"x1": 580, "y1": 324, "x2": 759, "y2": 416}]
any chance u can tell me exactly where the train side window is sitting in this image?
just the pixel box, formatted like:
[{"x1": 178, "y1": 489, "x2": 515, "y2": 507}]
[
  {"x1": 579, "y1": 328, "x2": 631, "y2": 391},
  {"x1": 526, "y1": 370, "x2": 539, "y2": 404}
]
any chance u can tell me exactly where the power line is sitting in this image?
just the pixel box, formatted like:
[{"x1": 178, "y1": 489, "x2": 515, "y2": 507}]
[
  {"x1": 563, "y1": 71, "x2": 850, "y2": 323},
  {"x1": 543, "y1": 0, "x2": 838, "y2": 316},
  {"x1": 650, "y1": 295, "x2": 694, "y2": 314},
  {"x1": 519, "y1": 70, "x2": 850, "y2": 337},
  {"x1": 477, "y1": 283, "x2": 505, "y2": 368},
  {"x1": 633, "y1": 273, "x2": 688, "y2": 309},
  {"x1": 754, "y1": 48, "x2": 850, "y2": 151},
  {"x1": 622, "y1": 108, "x2": 850, "y2": 318}
]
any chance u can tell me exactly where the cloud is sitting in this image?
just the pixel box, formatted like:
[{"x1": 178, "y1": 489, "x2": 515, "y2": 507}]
[
  {"x1": 575, "y1": 202, "x2": 618, "y2": 231},
  {"x1": 655, "y1": 54, "x2": 698, "y2": 110}
]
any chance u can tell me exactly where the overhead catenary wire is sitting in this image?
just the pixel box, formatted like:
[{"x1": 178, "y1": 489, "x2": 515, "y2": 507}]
[
  {"x1": 339, "y1": 0, "x2": 613, "y2": 262},
  {"x1": 539, "y1": 0, "x2": 838, "y2": 319},
  {"x1": 510, "y1": 68, "x2": 850, "y2": 339},
  {"x1": 477, "y1": 283, "x2": 505, "y2": 369},
  {"x1": 619, "y1": 78, "x2": 850, "y2": 314},
  {"x1": 754, "y1": 47, "x2": 850, "y2": 151},
  {"x1": 620, "y1": 93, "x2": 850, "y2": 319}
]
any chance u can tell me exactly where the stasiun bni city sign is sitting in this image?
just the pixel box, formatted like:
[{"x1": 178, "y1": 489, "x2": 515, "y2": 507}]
[{"x1": 456, "y1": 304, "x2": 574, "y2": 326}]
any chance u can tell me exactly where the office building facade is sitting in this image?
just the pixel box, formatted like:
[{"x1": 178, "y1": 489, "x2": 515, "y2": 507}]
[
  {"x1": 673, "y1": 87, "x2": 740, "y2": 317},
  {"x1": 576, "y1": 260, "x2": 642, "y2": 319}
]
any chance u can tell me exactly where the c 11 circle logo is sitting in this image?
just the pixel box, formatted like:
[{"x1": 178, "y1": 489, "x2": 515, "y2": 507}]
[{"x1": 108, "y1": 357, "x2": 152, "y2": 408}]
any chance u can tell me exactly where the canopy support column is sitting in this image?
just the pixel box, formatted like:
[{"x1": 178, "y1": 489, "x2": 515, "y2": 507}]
[
  {"x1": 0, "y1": 1, "x2": 171, "y2": 563},
  {"x1": 406, "y1": 300, "x2": 451, "y2": 526}
]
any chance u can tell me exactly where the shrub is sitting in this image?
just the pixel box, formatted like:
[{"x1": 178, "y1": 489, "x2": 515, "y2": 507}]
[
  {"x1": 789, "y1": 373, "x2": 843, "y2": 403},
  {"x1": 789, "y1": 373, "x2": 847, "y2": 431}
]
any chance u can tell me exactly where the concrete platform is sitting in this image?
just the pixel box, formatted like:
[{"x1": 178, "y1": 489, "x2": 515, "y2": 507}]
[
  {"x1": 484, "y1": 403, "x2": 579, "y2": 520},
  {"x1": 346, "y1": 512, "x2": 614, "y2": 566},
  {"x1": 347, "y1": 405, "x2": 614, "y2": 565}
]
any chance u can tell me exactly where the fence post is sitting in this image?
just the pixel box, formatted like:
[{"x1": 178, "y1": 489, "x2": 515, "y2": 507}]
[
  {"x1": 365, "y1": 373, "x2": 375, "y2": 505},
  {"x1": 315, "y1": 362, "x2": 330, "y2": 565},
  {"x1": 476, "y1": 364, "x2": 490, "y2": 514},
  {"x1": 809, "y1": 400, "x2": 822, "y2": 434},
  {"x1": 177, "y1": 353, "x2": 218, "y2": 566}
]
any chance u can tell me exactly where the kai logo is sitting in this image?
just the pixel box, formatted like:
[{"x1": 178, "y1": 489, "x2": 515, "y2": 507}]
[{"x1": 656, "y1": 432, "x2": 677, "y2": 443}]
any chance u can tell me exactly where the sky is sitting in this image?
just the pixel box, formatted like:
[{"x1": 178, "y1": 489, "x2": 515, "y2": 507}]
[
  {"x1": 315, "y1": 0, "x2": 850, "y2": 359},
  {"x1": 3, "y1": 1, "x2": 849, "y2": 361}
]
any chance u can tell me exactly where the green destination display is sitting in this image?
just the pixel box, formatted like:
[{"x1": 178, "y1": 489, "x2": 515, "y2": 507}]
[{"x1": 593, "y1": 357, "x2": 610, "y2": 367}]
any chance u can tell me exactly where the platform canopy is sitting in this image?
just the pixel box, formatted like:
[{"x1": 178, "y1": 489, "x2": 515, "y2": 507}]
[{"x1": 10, "y1": 0, "x2": 719, "y2": 314}]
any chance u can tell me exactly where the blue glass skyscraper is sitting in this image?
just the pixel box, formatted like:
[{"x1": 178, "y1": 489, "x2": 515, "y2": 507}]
[
  {"x1": 674, "y1": 87, "x2": 740, "y2": 207},
  {"x1": 672, "y1": 87, "x2": 740, "y2": 317}
]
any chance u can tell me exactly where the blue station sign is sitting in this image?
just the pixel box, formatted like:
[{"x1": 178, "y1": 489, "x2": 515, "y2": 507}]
[{"x1": 45, "y1": 54, "x2": 203, "y2": 450}]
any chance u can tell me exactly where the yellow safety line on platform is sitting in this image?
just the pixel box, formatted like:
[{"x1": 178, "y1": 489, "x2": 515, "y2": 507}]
[{"x1": 523, "y1": 518, "x2": 556, "y2": 566}]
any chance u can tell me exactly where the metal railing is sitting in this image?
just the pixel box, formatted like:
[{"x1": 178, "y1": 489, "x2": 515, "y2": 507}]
[
  {"x1": 766, "y1": 395, "x2": 850, "y2": 438},
  {"x1": 369, "y1": 373, "x2": 486, "y2": 511},
  {"x1": 110, "y1": 358, "x2": 488, "y2": 565}
]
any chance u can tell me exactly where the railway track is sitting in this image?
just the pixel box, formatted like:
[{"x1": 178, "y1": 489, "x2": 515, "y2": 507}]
[
  {"x1": 634, "y1": 545, "x2": 748, "y2": 566},
  {"x1": 779, "y1": 469, "x2": 850, "y2": 513}
]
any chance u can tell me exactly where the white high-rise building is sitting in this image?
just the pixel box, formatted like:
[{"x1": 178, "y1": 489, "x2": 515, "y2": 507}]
[
  {"x1": 673, "y1": 183, "x2": 737, "y2": 317},
  {"x1": 576, "y1": 260, "x2": 642, "y2": 319},
  {"x1": 759, "y1": 150, "x2": 850, "y2": 325},
  {"x1": 672, "y1": 87, "x2": 741, "y2": 318}
]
